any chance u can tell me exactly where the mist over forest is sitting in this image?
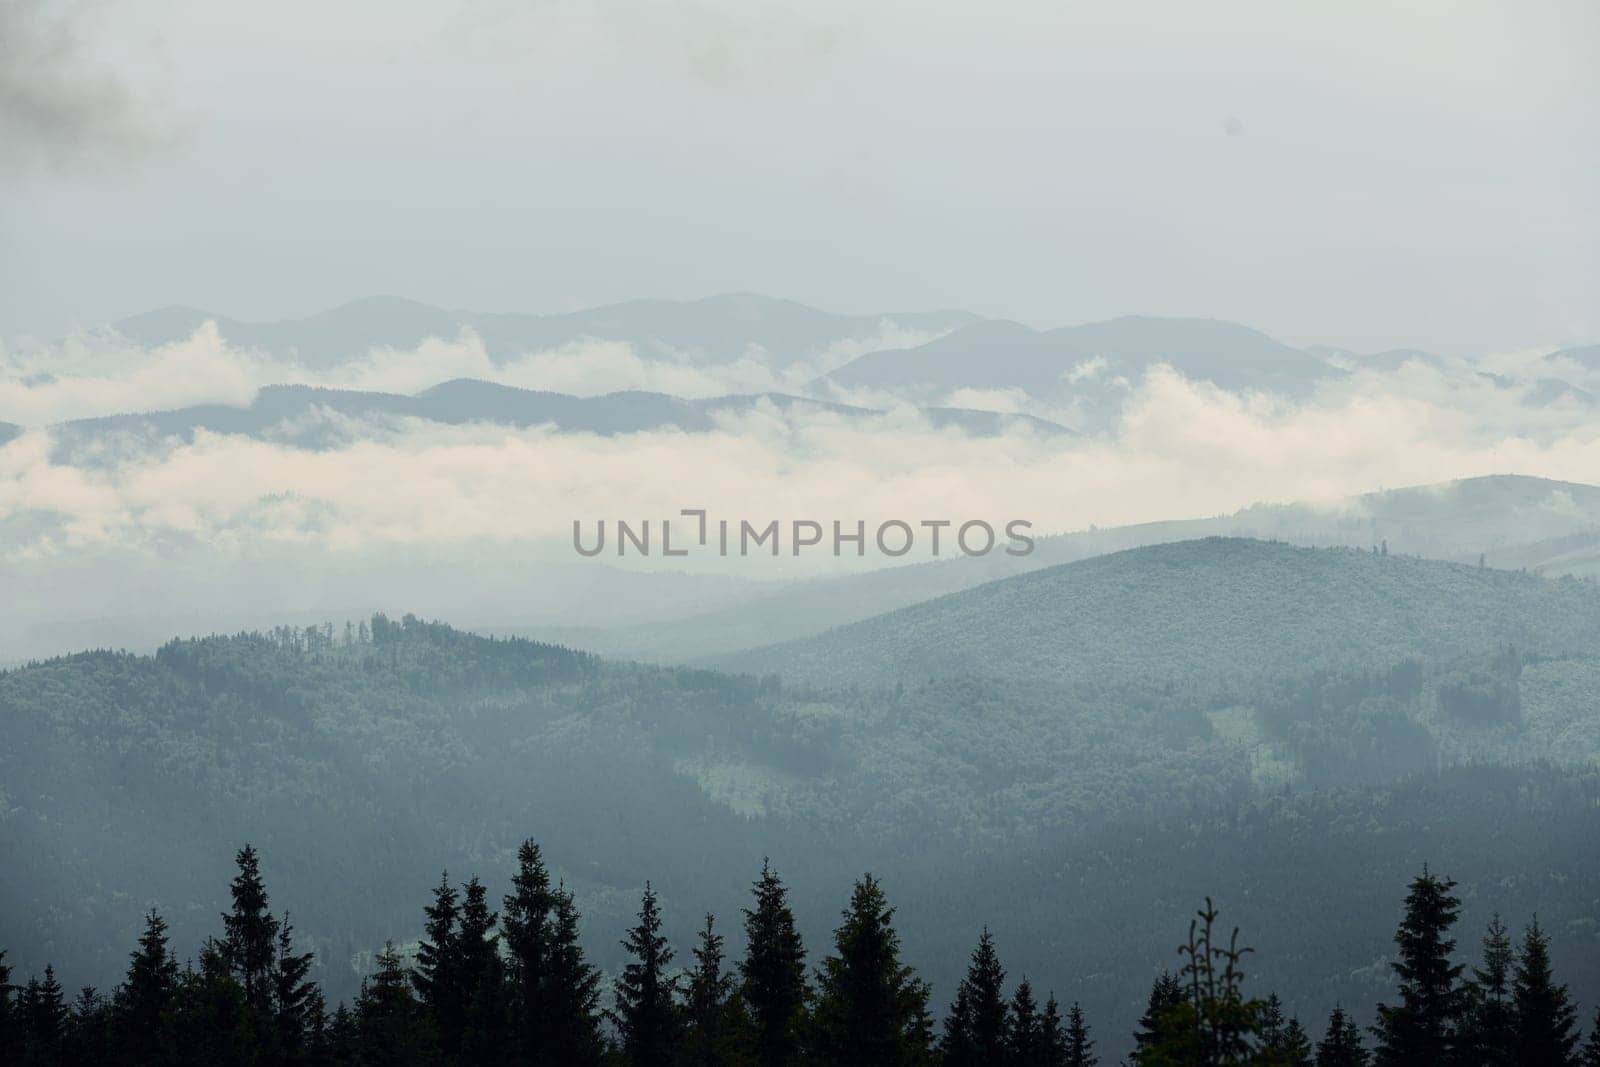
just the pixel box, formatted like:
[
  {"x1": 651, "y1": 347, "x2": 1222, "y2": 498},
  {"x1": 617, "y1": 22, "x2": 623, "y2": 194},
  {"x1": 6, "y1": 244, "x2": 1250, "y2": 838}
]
[
  {"x1": 4, "y1": 0, "x2": 1598, "y2": 1063},
  {"x1": 6, "y1": 298, "x2": 1600, "y2": 1065}
]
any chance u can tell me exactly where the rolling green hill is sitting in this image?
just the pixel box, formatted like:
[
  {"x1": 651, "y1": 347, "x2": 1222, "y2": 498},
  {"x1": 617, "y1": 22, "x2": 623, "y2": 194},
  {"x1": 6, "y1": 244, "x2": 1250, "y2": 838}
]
[
  {"x1": 542, "y1": 475, "x2": 1600, "y2": 665},
  {"x1": 715, "y1": 537, "x2": 1600, "y2": 692}
]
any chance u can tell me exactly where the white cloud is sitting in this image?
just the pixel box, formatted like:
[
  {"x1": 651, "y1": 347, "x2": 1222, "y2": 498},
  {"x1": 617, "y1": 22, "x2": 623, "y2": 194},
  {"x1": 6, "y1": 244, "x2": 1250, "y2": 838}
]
[
  {"x1": 6, "y1": 356, "x2": 1600, "y2": 567},
  {"x1": 0, "y1": 318, "x2": 962, "y2": 427}
]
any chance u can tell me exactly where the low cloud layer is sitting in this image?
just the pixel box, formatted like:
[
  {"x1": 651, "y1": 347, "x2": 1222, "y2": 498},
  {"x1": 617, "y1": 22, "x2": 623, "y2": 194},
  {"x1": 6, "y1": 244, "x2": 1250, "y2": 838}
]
[
  {"x1": 6, "y1": 334, "x2": 1600, "y2": 662},
  {"x1": 5, "y1": 344, "x2": 1600, "y2": 566},
  {"x1": 0, "y1": 319, "x2": 951, "y2": 426}
]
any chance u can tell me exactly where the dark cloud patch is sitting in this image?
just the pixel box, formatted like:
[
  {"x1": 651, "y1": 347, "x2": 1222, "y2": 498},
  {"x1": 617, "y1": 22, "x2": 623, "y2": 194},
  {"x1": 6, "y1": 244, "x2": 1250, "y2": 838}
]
[{"x1": 0, "y1": 0, "x2": 176, "y2": 175}]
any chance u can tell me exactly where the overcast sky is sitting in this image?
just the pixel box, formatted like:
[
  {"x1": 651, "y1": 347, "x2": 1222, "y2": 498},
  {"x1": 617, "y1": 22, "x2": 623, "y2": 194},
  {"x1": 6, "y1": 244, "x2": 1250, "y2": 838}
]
[{"x1": 2, "y1": 0, "x2": 1595, "y2": 354}]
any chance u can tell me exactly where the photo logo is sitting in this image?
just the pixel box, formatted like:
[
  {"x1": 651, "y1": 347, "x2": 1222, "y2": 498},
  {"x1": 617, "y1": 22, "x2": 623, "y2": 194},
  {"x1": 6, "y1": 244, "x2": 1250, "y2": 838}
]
[{"x1": 574, "y1": 511, "x2": 1034, "y2": 559}]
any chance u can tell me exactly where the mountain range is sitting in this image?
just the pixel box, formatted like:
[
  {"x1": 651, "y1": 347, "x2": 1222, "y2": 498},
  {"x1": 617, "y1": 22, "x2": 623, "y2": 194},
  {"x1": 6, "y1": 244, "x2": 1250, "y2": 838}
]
[
  {"x1": 110, "y1": 293, "x2": 978, "y2": 370},
  {"x1": 42, "y1": 379, "x2": 1072, "y2": 462},
  {"x1": 816, "y1": 315, "x2": 1340, "y2": 397}
]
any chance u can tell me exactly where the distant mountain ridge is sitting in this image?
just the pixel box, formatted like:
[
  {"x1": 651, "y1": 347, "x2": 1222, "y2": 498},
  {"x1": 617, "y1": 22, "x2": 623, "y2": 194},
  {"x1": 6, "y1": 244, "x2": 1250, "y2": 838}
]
[
  {"x1": 44, "y1": 378, "x2": 1073, "y2": 459},
  {"x1": 818, "y1": 314, "x2": 1341, "y2": 397},
  {"x1": 713, "y1": 536, "x2": 1600, "y2": 690},
  {"x1": 110, "y1": 294, "x2": 979, "y2": 369},
  {"x1": 537, "y1": 474, "x2": 1600, "y2": 663}
]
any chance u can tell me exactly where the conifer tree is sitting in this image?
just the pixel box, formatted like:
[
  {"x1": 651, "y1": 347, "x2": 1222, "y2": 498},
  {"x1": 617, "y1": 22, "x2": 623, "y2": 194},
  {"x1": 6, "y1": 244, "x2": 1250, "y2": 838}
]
[
  {"x1": 20, "y1": 966, "x2": 68, "y2": 1061},
  {"x1": 1006, "y1": 978, "x2": 1044, "y2": 1066},
  {"x1": 1261, "y1": 995, "x2": 1312, "y2": 1065},
  {"x1": 502, "y1": 839, "x2": 557, "y2": 1060},
  {"x1": 411, "y1": 872, "x2": 461, "y2": 1045},
  {"x1": 740, "y1": 859, "x2": 808, "y2": 1067},
  {"x1": 117, "y1": 909, "x2": 180, "y2": 1063},
  {"x1": 1281, "y1": 1017, "x2": 1313, "y2": 1066},
  {"x1": 271, "y1": 912, "x2": 321, "y2": 1060},
  {"x1": 810, "y1": 874, "x2": 933, "y2": 1066},
  {"x1": 683, "y1": 913, "x2": 741, "y2": 1067},
  {"x1": 327, "y1": 1002, "x2": 359, "y2": 1064},
  {"x1": 66, "y1": 985, "x2": 114, "y2": 1065},
  {"x1": 1133, "y1": 972, "x2": 1184, "y2": 1055},
  {"x1": 1466, "y1": 913, "x2": 1516, "y2": 1067},
  {"x1": 1372, "y1": 867, "x2": 1466, "y2": 1066},
  {"x1": 943, "y1": 928, "x2": 1007, "y2": 1067},
  {"x1": 1315, "y1": 1005, "x2": 1368, "y2": 1067},
  {"x1": 1061, "y1": 999, "x2": 1096, "y2": 1067},
  {"x1": 613, "y1": 882, "x2": 681, "y2": 1067},
  {"x1": 1578, "y1": 1009, "x2": 1600, "y2": 1067},
  {"x1": 175, "y1": 939, "x2": 257, "y2": 1066},
  {"x1": 221, "y1": 844, "x2": 280, "y2": 1017},
  {"x1": 355, "y1": 942, "x2": 432, "y2": 1065},
  {"x1": 0, "y1": 950, "x2": 13, "y2": 1062},
  {"x1": 943, "y1": 984, "x2": 975, "y2": 1066},
  {"x1": 1260, "y1": 993, "x2": 1288, "y2": 1052},
  {"x1": 544, "y1": 883, "x2": 604, "y2": 1066},
  {"x1": 1511, "y1": 918, "x2": 1579, "y2": 1066},
  {"x1": 454, "y1": 876, "x2": 506, "y2": 1062}
]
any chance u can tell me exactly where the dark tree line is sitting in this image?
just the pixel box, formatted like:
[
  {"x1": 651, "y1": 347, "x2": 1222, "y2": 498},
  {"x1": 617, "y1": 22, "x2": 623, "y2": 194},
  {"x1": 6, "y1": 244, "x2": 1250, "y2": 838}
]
[{"x1": 2, "y1": 849, "x2": 1597, "y2": 1066}]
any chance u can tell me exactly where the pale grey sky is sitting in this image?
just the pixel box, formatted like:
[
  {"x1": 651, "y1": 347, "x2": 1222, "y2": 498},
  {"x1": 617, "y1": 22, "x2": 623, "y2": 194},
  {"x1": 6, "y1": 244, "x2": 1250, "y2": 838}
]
[{"x1": 2, "y1": 0, "x2": 1595, "y2": 354}]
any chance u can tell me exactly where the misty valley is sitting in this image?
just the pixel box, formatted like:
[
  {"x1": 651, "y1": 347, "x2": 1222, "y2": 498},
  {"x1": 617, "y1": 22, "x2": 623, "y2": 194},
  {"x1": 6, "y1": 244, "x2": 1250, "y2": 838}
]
[{"x1": 4, "y1": 533, "x2": 1600, "y2": 1064}]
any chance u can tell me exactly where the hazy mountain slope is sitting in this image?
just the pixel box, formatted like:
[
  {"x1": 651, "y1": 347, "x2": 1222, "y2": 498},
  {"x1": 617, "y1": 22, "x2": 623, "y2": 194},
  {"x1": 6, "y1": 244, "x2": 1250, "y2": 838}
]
[
  {"x1": 46, "y1": 380, "x2": 1070, "y2": 461},
  {"x1": 0, "y1": 421, "x2": 20, "y2": 446},
  {"x1": 716, "y1": 538, "x2": 1600, "y2": 690},
  {"x1": 819, "y1": 315, "x2": 1338, "y2": 396},
  {"x1": 111, "y1": 294, "x2": 979, "y2": 368},
  {"x1": 4, "y1": 612, "x2": 1599, "y2": 1053},
  {"x1": 1546, "y1": 342, "x2": 1600, "y2": 370},
  {"x1": 545, "y1": 475, "x2": 1600, "y2": 663}
]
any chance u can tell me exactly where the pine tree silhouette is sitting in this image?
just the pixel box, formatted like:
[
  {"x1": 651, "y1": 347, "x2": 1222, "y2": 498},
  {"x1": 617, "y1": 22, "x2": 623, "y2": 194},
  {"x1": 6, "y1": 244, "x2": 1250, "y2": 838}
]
[
  {"x1": 1260, "y1": 992, "x2": 1287, "y2": 1051},
  {"x1": 411, "y1": 872, "x2": 462, "y2": 1049},
  {"x1": 175, "y1": 938, "x2": 256, "y2": 1065},
  {"x1": 21, "y1": 966, "x2": 68, "y2": 1060},
  {"x1": 683, "y1": 913, "x2": 740, "y2": 1067},
  {"x1": 220, "y1": 844, "x2": 279, "y2": 1016},
  {"x1": 810, "y1": 873, "x2": 932, "y2": 1066},
  {"x1": 0, "y1": 950, "x2": 14, "y2": 1062},
  {"x1": 502, "y1": 839, "x2": 558, "y2": 1061},
  {"x1": 1511, "y1": 918, "x2": 1579, "y2": 1066},
  {"x1": 1578, "y1": 1008, "x2": 1600, "y2": 1067},
  {"x1": 544, "y1": 882, "x2": 604, "y2": 1066},
  {"x1": 613, "y1": 882, "x2": 681, "y2": 1067},
  {"x1": 1281, "y1": 1016, "x2": 1313, "y2": 1065},
  {"x1": 943, "y1": 928, "x2": 1006, "y2": 1066},
  {"x1": 1005, "y1": 977, "x2": 1044, "y2": 1066},
  {"x1": 740, "y1": 859, "x2": 808, "y2": 1067},
  {"x1": 1315, "y1": 1005, "x2": 1368, "y2": 1067},
  {"x1": 1061, "y1": 998, "x2": 1096, "y2": 1067},
  {"x1": 454, "y1": 876, "x2": 505, "y2": 1063},
  {"x1": 355, "y1": 942, "x2": 432, "y2": 1064},
  {"x1": 271, "y1": 912, "x2": 321, "y2": 1060},
  {"x1": 1372, "y1": 867, "x2": 1466, "y2": 1066},
  {"x1": 1133, "y1": 971, "x2": 1184, "y2": 1055},
  {"x1": 1465, "y1": 913, "x2": 1516, "y2": 1067},
  {"x1": 116, "y1": 909, "x2": 179, "y2": 1063},
  {"x1": 65, "y1": 984, "x2": 114, "y2": 1065}
]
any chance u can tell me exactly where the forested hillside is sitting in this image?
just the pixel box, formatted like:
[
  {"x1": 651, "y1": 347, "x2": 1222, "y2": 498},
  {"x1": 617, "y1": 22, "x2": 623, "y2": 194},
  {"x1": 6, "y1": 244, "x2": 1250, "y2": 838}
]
[
  {"x1": 5, "y1": 540, "x2": 1600, "y2": 1052},
  {"x1": 716, "y1": 538, "x2": 1600, "y2": 693},
  {"x1": 544, "y1": 476, "x2": 1600, "y2": 664}
]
